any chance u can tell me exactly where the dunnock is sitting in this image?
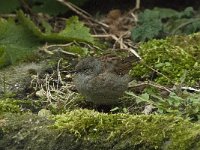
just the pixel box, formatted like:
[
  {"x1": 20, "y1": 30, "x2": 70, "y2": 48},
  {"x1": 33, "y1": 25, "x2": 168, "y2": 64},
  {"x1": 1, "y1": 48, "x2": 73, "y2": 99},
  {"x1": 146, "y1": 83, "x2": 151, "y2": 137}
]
[{"x1": 74, "y1": 55, "x2": 136, "y2": 105}]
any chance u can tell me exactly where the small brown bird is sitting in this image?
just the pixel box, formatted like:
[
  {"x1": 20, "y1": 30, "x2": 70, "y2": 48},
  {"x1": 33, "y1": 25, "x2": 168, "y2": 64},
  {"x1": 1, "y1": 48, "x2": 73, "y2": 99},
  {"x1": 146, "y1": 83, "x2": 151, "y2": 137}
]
[{"x1": 74, "y1": 55, "x2": 137, "y2": 105}]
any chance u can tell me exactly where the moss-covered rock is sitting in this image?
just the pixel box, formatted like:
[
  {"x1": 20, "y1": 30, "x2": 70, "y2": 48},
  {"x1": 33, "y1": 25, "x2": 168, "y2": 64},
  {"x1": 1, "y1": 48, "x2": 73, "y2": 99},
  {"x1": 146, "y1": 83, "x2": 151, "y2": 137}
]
[
  {"x1": 131, "y1": 33, "x2": 200, "y2": 86},
  {"x1": 1, "y1": 109, "x2": 200, "y2": 149}
]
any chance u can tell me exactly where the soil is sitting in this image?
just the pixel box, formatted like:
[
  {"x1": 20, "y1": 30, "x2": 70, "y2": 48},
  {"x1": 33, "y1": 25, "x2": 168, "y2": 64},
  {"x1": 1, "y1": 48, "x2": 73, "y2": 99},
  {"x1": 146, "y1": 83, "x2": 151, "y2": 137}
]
[{"x1": 81, "y1": 0, "x2": 200, "y2": 15}]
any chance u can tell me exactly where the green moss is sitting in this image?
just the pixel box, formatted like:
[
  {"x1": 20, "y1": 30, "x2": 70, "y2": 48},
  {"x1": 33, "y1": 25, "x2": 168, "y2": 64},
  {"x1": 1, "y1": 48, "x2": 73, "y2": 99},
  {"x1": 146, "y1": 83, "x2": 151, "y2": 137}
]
[
  {"x1": 1, "y1": 109, "x2": 200, "y2": 149},
  {"x1": 0, "y1": 99, "x2": 43, "y2": 114},
  {"x1": 0, "y1": 46, "x2": 11, "y2": 68},
  {"x1": 52, "y1": 109, "x2": 200, "y2": 149},
  {"x1": 131, "y1": 33, "x2": 200, "y2": 85},
  {"x1": 0, "y1": 99, "x2": 21, "y2": 113},
  {"x1": 0, "y1": 113, "x2": 55, "y2": 150}
]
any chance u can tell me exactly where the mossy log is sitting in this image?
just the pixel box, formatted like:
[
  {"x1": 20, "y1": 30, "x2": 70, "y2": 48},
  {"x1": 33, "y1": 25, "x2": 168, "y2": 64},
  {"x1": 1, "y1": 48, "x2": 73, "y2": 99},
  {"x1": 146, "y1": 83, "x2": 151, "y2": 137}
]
[{"x1": 0, "y1": 109, "x2": 200, "y2": 150}]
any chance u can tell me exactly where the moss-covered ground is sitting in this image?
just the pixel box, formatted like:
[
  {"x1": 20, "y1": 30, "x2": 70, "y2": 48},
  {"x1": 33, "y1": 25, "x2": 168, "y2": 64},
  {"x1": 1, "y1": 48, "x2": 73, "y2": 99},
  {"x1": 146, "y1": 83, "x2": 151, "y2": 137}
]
[
  {"x1": 131, "y1": 33, "x2": 200, "y2": 86},
  {"x1": 1, "y1": 10, "x2": 200, "y2": 149},
  {"x1": 1, "y1": 109, "x2": 200, "y2": 150}
]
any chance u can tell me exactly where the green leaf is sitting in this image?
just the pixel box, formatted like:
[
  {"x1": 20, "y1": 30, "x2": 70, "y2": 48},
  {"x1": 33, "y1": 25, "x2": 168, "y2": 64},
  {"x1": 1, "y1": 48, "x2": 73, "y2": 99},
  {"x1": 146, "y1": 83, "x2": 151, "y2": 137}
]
[
  {"x1": 110, "y1": 107, "x2": 119, "y2": 112},
  {"x1": 155, "y1": 63, "x2": 164, "y2": 68},
  {"x1": 140, "y1": 93, "x2": 150, "y2": 101},
  {"x1": 65, "y1": 45, "x2": 89, "y2": 56},
  {"x1": 58, "y1": 16, "x2": 94, "y2": 43},
  {"x1": 0, "y1": 0, "x2": 20, "y2": 14},
  {"x1": 131, "y1": 20, "x2": 163, "y2": 42},
  {"x1": 32, "y1": 0, "x2": 68, "y2": 16},
  {"x1": 17, "y1": 11, "x2": 94, "y2": 44},
  {"x1": 32, "y1": 0, "x2": 89, "y2": 16},
  {"x1": 125, "y1": 91, "x2": 151, "y2": 104},
  {"x1": 0, "y1": 18, "x2": 41, "y2": 68},
  {"x1": 0, "y1": 10, "x2": 94, "y2": 69},
  {"x1": 131, "y1": 7, "x2": 197, "y2": 42}
]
